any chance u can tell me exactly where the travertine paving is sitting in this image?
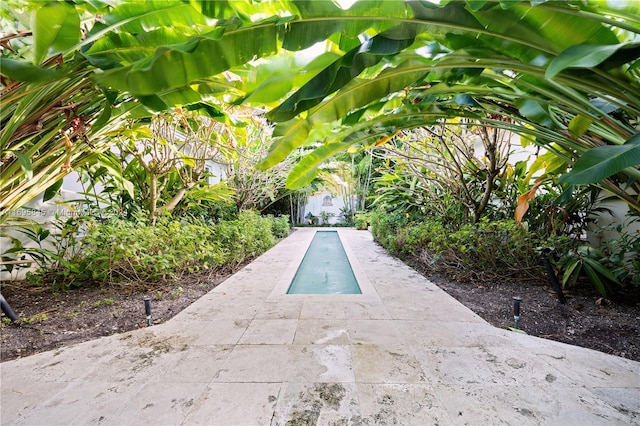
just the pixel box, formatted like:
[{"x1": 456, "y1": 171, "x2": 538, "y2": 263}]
[{"x1": 1, "y1": 228, "x2": 639, "y2": 425}]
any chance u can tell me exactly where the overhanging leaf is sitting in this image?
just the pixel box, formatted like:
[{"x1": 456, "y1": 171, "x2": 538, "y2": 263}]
[
  {"x1": 0, "y1": 58, "x2": 62, "y2": 83},
  {"x1": 94, "y1": 25, "x2": 279, "y2": 96},
  {"x1": 260, "y1": 60, "x2": 429, "y2": 169},
  {"x1": 284, "y1": 0, "x2": 409, "y2": 51},
  {"x1": 101, "y1": 1, "x2": 206, "y2": 35},
  {"x1": 33, "y1": 2, "x2": 80, "y2": 64},
  {"x1": 559, "y1": 133, "x2": 640, "y2": 185},
  {"x1": 11, "y1": 150, "x2": 33, "y2": 180},
  {"x1": 527, "y1": 150, "x2": 568, "y2": 181},
  {"x1": 516, "y1": 99, "x2": 554, "y2": 128},
  {"x1": 546, "y1": 43, "x2": 638, "y2": 79},
  {"x1": 84, "y1": 28, "x2": 202, "y2": 67},
  {"x1": 286, "y1": 136, "x2": 369, "y2": 189},
  {"x1": 268, "y1": 32, "x2": 417, "y2": 122},
  {"x1": 568, "y1": 114, "x2": 593, "y2": 139},
  {"x1": 43, "y1": 179, "x2": 63, "y2": 202}
]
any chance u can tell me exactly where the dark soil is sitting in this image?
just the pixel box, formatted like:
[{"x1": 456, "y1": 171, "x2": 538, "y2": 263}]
[
  {"x1": 431, "y1": 275, "x2": 640, "y2": 361},
  {"x1": 0, "y1": 270, "x2": 231, "y2": 362},
  {"x1": 2, "y1": 259, "x2": 639, "y2": 363}
]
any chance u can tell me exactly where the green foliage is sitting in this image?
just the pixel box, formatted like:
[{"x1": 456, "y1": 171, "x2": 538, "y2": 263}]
[
  {"x1": 369, "y1": 132, "x2": 630, "y2": 295},
  {"x1": 354, "y1": 212, "x2": 370, "y2": 230},
  {"x1": 556, "y1": 244, "x2": 622, "y2": 298},
  {"x1": 10, "y1": 210, "x2": 288, "y2": 288},
  {"x1": 371, "y1": 202, "x2": 640, "y2": 296},
  {"x1": 268, "y1": 214, "x2": 291, "y2": 239},
  {"x1": 32, "y1": 2, "x2": 80, "y2": 64},
  {"x1": 371, "y1": 127, "x2": 493, "y2": 226},
  {"x1": 222, "y1": 119, "x2": 294, "y2": 213},
  {"x1": 318, "y1": 211, "x2": 335, "y2": 225},
  {"x1": 589, "y1": 218, "x2": 640, "y2": 289},
  {"x1": 97, "y1": 113, "x2": 236, "y2": 221},
  {"x1": 3, "y1": 213, "x2": 88, "y2": 287},
  {"x1": 339, "y1": 207, "x2": 355, "y2": 226},
  {"x1": 93, "y1": 298, "x2": 115, "y2": 308},
  {"x1": 20, "y1": 313, "x2": 48, "y2": 324},
  {"x1": 211, "y1": 211, "x2": 269, "y2": 266},
  {"x1": 4, "y1": 0, "x2": 639, "y2": 301},
  {"x1": 371, "y1": 213, "x2": 544, "y2": 284},
  {"x1": 259, "y1": 1, "x2": 640, "y2": 204},
  {"x1": 178, "y1": 201, "x2": 239, "y2": 224},
  {"x1": 369, "y1": 211, "x2": 408, "y2": 254},
  {"x1": 304, "y1": 212, "x2": 318, "y2": 225},
  {"x1": 559, "y1": 133, "x2": 640, "y2": 185},
  {"x1": 3, "y1": 0, "x2": 640, "y2": 221},
  {"x1": 79, "y1": 214, "x2": 224, "y2": 284},
  {"x1": 9, "y1": 223, "x2": 52, "y2": 270},
  {"x1": 520, "y1": 185, "x2": 605, "y2": 241}
]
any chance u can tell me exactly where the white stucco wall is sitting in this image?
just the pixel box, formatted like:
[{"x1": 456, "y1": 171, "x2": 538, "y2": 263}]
[
  {"x1": 205, "y1": 160, "x2": 226, "y2": 185},
  {"x1": 304, "y1": 192, "x2": 355, "y2": 224},
  {"x1": 0, "y1": 189, "x2": 88, "y2": 280},
  {"x1": 588, "y1": 198, "x2": 640, "y2": 246}
]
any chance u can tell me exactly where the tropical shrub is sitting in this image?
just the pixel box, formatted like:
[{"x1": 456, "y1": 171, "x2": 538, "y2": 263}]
[
  {"x1": 2, "y1": 0, "x2": 639, "y2": 226},
  {"x1": 6, "y1": 210, "x2": 287, "y2": 288},
  {"x1": 444, "y1": 219, "x2": 543, "y2": 283},
  {"x1": 369, "y1": 211, "x2": 408, "y2": 253},
  {"x1": 604, "y1": 233, "x2": 640, "y2": 288},
  {"x1": 555, "y1": 244, "x2": 622, "y2": 298},
  {"x1": 371, "y1": 213, "x2": 545, "y2": 284},
  {"x1": 210, "y1": 210, "x2": 276, "y2": 267},
  {"x1": 372, "y1": 204, "x2": 639, "y2": 297},
  {"x1": 178, "y1": 201, "x2": 239, "y2": 225},
  {"x1": 268, "y1": 215, "x2": 291, "y2": 239},
  {"x1": 221, "y1": 120, "x2": 294, "y2": 212},
  {"x1": 354, "y1": 212, "x2": 371, "y2": 230},
  {"x1": 373, "y1": 124, "x2": 513, "y2": 224},
  {"x1": 304, "y1": 212, "x2": 318, "y2": 225},
  {"x1": 318, "y1": 211, "x2": 335, "y2": 225},
  {"x1": 3, "y1": 214, "x2": 89, "y2": 288},
  {"x1": 79, "y1": 214, "x2": 225, "y2": 284},
  {"x1": 563, "y1": 216, "x2": 640, "y2": 295}
]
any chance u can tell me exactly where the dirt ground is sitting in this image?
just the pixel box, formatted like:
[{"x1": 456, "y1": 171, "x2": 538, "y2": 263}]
[
  {"x1": 1, "y1": 257, "x2": 639, "y2": 363},
  {"x1": 432, "y1": 276, "x2": 640, "y2": 361}
]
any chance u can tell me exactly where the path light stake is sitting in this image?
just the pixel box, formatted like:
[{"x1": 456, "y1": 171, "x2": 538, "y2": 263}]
[
  {"x1": 513, "y1": 297, "x2": 522, "y2": 330},
  {"x1": 143, "y1": 296, "x2": 152, "y2": 326}
]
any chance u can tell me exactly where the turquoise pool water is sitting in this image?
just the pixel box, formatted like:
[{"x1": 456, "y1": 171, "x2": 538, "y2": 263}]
[{"x1": 287, "y1": 230, "x2": 362, "y2": 294}]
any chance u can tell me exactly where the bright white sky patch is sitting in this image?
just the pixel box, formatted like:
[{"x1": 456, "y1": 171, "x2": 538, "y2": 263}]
[
  {"x1": 335, "y1": 0, "x2": 358, "y2": 10},
  {"x1": 295, "y1": 41, "x2": 330, "y2": 61}
]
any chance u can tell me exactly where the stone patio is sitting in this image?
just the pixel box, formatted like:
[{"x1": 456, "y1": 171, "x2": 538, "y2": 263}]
[{"x1": 1, "y1": 228, "x2": 638, "y2": 425}]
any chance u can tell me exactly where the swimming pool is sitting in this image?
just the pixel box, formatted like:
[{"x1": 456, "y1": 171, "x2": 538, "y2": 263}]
[{"x1": 286, "y1": 230, "x2": 362, "y2": 294}]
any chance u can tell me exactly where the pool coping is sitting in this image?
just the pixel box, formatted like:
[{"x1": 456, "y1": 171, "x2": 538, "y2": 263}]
[{"x1": 267, "y1": 228, "x2": 381, "y2": 302}]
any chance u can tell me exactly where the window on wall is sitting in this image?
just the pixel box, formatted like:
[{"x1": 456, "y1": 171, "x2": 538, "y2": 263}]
[{"x1": 322, "y1": 195, "x2": 333, "y2": 206}]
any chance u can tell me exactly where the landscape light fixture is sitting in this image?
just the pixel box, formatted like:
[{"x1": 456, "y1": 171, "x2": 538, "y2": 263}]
[
  {"x1": 513, "y1": 297, "x2": 522, "y2": 330},
  {"x1": 143, "y1": 296, "x2": 152, "y2": 326}
]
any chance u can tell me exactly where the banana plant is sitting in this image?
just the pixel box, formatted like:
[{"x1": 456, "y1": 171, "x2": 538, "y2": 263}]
[
  {"x1": 0, "y1": 0, "x2": 297, "y2": 221},
  {"x1": 2, "y1": 0, "x2": 640, "y2": 220},
  {"x1": 251, "y1": 1, "x2": 640, "y2": 211}
]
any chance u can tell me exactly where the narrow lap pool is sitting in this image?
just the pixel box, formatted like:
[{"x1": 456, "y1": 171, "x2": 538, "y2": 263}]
[{"x1": 287, "y1": 230, "x2": 362, "y2": 294}]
